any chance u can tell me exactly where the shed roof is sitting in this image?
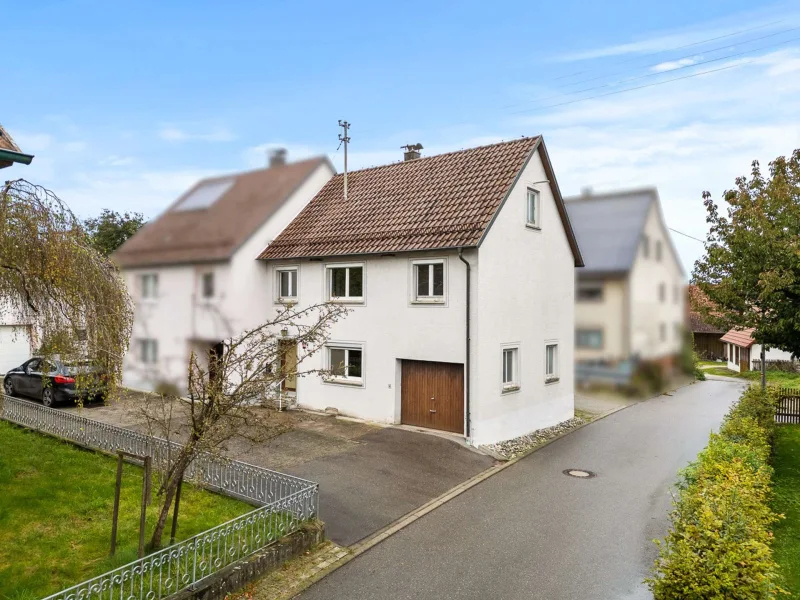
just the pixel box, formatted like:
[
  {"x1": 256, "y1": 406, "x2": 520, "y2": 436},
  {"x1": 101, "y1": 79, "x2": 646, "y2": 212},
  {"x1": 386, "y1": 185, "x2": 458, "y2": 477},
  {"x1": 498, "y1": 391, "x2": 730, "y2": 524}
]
[
  {"x1": 258, "y1": 137, "x2": 583, "y2": 265},
  {"x1": 720, "y1": 328, "x2": 756, "y2": 348},
  {"x1": 113, "y1": 157, "x2": 329, "y2": 268}
]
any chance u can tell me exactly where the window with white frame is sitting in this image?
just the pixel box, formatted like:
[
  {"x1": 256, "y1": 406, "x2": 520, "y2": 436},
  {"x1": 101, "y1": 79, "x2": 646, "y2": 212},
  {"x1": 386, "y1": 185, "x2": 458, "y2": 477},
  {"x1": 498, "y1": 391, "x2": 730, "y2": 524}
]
[
  {"x1": 201, "y1": 272, "x2": 214, "y2": 299},
  {"x1": 413, "y1": 260, "x2": 445, "y2": 302},
  {"x1": 138, "y1": 339, "x2": 158, "y2": 364},
  {"x1": 526, "y1": 188, "x2": 540, "y2": 228},
  {"x1": 545, "y1": 343, "x2": 559, "y2": 382},
  {"x1": 327, "y1": 264, "x2": 364, "y2": 302},
  {"x1": 277, "y1": 267, "x2": 298, "y2": 302},
  {"x1": 502, "y1": 346, "x2": 519, "y2": 390},
  {"x1": 576, "y1": 329, "x2": 603, "y2": 349},
  {"x1": 327, "y1": 345, "x2": 363, "y2": 384},
  {"x1": 140, "y1": 273, "x2": 158, "y2": 299}
]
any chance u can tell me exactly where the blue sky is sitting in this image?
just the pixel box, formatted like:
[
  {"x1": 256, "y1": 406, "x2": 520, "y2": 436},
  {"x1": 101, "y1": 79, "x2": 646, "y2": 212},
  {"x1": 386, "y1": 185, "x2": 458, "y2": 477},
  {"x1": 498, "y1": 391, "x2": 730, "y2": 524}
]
[{"x1": 3, "y1": 0, "x2": 800, "y2": 273}]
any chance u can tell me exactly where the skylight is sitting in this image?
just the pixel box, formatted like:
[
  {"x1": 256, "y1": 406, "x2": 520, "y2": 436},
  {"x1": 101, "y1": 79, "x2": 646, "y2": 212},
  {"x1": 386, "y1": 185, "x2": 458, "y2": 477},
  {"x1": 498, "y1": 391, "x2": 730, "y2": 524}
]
[{"x1": 174, "y1": 179, "x2": 235, "y2": 212}]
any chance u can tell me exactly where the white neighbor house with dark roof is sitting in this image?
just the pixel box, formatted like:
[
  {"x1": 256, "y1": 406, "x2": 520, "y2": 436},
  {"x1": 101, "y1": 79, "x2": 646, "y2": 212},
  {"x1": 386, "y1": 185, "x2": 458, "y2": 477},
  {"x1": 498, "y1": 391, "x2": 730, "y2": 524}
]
[
  {"x1": 564, "y1": 188, "x2": 686, "y2": 374},
  {"x1": 114, "y1": 153, "x2": 334, "y2": 392},
  {"x1": 258, "y1": 137, "x2": 584, "y2": 446}
]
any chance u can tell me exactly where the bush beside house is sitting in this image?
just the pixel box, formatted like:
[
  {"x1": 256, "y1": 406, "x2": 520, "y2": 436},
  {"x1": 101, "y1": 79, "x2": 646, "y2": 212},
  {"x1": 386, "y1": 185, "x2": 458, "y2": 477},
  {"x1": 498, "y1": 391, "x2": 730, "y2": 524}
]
[{"x1": 647, "y1": 386, "x2": 783, "y2": 599}]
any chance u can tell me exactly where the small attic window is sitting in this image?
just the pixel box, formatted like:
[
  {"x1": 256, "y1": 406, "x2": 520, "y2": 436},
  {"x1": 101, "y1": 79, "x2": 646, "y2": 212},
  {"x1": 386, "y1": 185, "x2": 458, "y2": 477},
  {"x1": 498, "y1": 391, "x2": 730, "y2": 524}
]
[{"x1": 174, "y1": 179, "x2": 235, "y2": 212}]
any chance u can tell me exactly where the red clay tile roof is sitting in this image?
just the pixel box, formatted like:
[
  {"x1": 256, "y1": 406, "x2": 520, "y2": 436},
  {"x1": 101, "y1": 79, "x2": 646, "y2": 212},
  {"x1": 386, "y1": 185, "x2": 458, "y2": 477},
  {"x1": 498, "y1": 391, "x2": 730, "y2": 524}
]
[
  {"x1": 0, "y1": 123, "x2": 22, "y2": 153},
  {"x1": 258, "y1": 137, "x2": 583, "y2": 265},
  {"x1": 720, "y1": 328, "x2": 756, "y2": 348},
  {"x1": 113, "y1": 157, "x2": 329, "y2": 268}
]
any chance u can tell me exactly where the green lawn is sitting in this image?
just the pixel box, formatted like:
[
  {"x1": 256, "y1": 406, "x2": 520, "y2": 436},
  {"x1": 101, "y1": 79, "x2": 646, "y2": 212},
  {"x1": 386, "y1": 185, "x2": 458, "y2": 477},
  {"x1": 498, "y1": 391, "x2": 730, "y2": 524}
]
[
  {"x1": 0, "y1": 421, "x2": 252, "y2": 600},
  {"x1": 703, "y1": 366, "x2": 800, "y2": 389},
  {"x1": 773, "y1": 425, "x2": 800, "y2": 594}
]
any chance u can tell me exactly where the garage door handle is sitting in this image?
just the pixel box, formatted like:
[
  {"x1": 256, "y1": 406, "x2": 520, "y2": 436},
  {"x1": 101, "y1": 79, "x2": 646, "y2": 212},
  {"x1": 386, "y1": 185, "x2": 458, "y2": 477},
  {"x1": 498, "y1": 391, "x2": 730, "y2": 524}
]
[{"x1": 429, "y1": 409, "x2": 437, "y2": 413}]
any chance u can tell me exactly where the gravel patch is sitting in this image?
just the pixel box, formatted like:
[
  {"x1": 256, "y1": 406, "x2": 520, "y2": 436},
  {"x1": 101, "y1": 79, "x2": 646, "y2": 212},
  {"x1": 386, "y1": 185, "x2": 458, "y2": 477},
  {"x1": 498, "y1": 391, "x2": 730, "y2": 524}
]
[{"x1": 483, "y1": 417, "x2": 586, "y2": 460}]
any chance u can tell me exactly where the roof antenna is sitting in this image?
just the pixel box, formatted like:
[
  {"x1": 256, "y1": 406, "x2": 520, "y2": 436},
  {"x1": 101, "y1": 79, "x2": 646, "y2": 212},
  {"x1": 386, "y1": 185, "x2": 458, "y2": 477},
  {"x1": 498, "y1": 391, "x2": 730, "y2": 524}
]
[{"x1": 338, "y1": 120, "x2": 351, "y2": 200}]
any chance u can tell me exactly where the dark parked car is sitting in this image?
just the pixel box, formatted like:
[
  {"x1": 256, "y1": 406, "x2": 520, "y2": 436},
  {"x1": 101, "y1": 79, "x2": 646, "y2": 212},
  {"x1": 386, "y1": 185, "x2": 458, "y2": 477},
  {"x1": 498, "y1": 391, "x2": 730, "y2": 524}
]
[{"x1": 3, "y1": 358, "x2": 106, "y2": 407}]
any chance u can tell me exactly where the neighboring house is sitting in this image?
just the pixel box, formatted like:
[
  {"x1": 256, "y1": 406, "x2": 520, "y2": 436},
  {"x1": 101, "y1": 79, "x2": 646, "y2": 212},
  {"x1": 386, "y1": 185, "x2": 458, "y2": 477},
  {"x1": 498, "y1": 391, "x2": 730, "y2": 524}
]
[
  {"x1": 114, "y1": 152, "x2": 335, "y2": 392},
  {"x1": 687, "y1": 284, "x2": 725, "y2": 359},
  {"x1": 258, "y1": 137, "x2": 584, "y2": 446},
  {"x1": 564, "y1": 188, "x2": 686, "y2": 377},
  {"x1": 0, "y1": 123, "x2": 35, "y2": 374},
  {"x1": 720, "y1": 328, "x2": 795, "y2": 372}
]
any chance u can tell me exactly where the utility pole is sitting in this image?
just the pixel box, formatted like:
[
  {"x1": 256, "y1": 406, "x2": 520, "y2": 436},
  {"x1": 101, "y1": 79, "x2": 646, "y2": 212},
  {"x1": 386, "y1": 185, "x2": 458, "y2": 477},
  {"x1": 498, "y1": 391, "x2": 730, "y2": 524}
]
[{"x1": 338, "y1": 120, "x2": 350, "y2": 201}]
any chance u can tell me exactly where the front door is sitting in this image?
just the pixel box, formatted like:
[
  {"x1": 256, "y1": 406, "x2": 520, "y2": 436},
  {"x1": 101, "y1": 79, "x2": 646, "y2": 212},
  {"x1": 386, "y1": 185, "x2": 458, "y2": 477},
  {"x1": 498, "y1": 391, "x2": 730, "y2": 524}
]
[
  {"x1": 401, "y1": 360, "x2": 464, "y2": 434},
  {"x1": 280, "y1": 341, "x2": 297, "y2": 392}
]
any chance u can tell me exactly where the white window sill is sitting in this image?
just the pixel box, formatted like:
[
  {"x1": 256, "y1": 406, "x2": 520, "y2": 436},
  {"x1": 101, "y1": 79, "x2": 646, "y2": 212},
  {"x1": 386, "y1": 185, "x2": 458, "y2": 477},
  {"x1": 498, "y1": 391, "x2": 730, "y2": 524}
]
[
  {"x1": 545, "y1": 377, "x2": 560, "y2": 385},
  {"x1": 525, "y1": 223, "x2": 542, "y2": 231},
  {"x1": 276, "y1": 297, "x2": 298, "y2": 305},
  {"x1": 324, "y1": 377, "x2": 364, "y2": 387},
  {"x1": 412, "y1": 297, "x2": 446, "y2": 305},
  {"x1": 328, "y1": 297, "x2": 364, "y2": 305},
  {"x1": 502, "y1": 384, "x2": 521, "y2": 394}
]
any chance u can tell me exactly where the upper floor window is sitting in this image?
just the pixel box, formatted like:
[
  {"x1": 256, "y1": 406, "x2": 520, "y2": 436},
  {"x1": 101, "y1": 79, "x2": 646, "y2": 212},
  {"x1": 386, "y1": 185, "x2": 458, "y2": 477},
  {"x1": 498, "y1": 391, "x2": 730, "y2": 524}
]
[
  {"x1": 502, "y1": 346, "x2": 519, "y2": 391},
  {"x1": 277, "y1": 267, "x2": 298, "y2": 302},
  {"x1": 201, "y1": 272, "x2": 214, "y2": 299},
  {"x1": 545, "y1": 342, "x2": 559, "y2": 383},
  {"x1": 140, "y1": 273, "x2": 158, "y2": 299},
  {"x1": 327, "y1": 264, "x2": 364, "y2": 303},
  {"x1": 138, "y1": 339, "x2": 158, "y2": 364},
  {"x1": 659, "y1": 283, "x2": 666, "y2": 303},
  {"x1": 577, "y1": 282, "x2": 603, "y2": 302},
  {"x1": 655, "y1": 241, "x2": 663, "y2": 261},
  {"x1": 413, "y1": 260, "x2": 445, "y2": 303},
  {"x1": 576, "y1": 329, "x2": 603, "y2": 349},
  {"x1": 526, "y1": 188, "x2": 541, "y2": 228},
  {"x1": 641, "y1": 235, "x2": 650, "y2": 259}
]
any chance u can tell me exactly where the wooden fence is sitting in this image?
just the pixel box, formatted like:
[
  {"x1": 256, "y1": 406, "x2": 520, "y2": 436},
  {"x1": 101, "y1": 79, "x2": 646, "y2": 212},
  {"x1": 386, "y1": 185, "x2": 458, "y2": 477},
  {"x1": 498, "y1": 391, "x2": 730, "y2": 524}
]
[{"x1": 775, "y1": 388, "x2": 800, "y2": 424}]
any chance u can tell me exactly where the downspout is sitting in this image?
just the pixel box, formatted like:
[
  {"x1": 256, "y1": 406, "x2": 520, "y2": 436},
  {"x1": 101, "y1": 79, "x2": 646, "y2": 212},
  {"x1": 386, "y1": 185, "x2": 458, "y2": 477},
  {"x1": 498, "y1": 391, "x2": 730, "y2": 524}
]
[{"x1": 458, "y1": 248, "x2": 471, "y2": 440}]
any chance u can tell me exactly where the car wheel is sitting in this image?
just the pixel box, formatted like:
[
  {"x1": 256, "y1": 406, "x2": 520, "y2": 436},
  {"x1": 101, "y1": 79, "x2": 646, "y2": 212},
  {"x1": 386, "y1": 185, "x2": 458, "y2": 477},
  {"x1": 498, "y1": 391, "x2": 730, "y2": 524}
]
[
  {"x1": 42, "y1": 388, "x2": 55, "y2": 408},
  {"x1": 3, "y1": 379, "x2": 13, "y2": 397}
]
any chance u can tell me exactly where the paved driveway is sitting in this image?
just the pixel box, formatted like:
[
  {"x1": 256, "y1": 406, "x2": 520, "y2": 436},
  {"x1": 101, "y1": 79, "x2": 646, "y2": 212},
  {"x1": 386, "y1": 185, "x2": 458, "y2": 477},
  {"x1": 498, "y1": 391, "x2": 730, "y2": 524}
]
[{"x1": 299, "y1": 379, "x2": 744, "y2": 600}]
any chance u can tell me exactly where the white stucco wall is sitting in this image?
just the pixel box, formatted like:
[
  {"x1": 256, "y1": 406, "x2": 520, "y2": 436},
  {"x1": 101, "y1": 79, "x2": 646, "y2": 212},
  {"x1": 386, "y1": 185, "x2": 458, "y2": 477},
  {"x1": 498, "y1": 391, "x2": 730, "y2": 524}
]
[
  {"x1": 628, "y1": 202, "x2": 686, "y2": 360},
  {"x1": 271, "y1": 249, "x2": 470, "y2": 424},
  {"x1": 121, "y1": 161, "x2": 334, "y2": 393},
  {"x1": 470, "y1": 147, "x2": 577, "y2": 445},
  {"x1": 574, "y1": 278, "x2": 627, "y2": 362}
]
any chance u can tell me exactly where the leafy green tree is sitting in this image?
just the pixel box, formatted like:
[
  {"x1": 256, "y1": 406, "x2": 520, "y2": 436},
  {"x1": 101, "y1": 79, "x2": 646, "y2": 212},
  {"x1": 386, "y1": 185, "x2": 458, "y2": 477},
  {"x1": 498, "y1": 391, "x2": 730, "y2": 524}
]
[
  {"x1": 84, "y1": 208, "x2": 146, "y2": 257},
  {"x1": 693, "y1": 149, "x2": 800, "y2": 362}
]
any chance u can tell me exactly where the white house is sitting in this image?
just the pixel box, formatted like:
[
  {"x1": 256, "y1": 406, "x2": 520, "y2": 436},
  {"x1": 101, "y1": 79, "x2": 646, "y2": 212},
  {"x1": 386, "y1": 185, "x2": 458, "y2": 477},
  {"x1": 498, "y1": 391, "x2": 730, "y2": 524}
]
[
  {"x1": 564, "y1": 188, "x2": 686, "y2": 377},
  {"x1": 113, "y1": 152, "x2": 335, "y2": 392},
  {"x1": 258, "y1": 137, "x2": 584, "y2": 446},
  {"x1": 720, "y1": 328, "x2": 795, "y2": 372}
]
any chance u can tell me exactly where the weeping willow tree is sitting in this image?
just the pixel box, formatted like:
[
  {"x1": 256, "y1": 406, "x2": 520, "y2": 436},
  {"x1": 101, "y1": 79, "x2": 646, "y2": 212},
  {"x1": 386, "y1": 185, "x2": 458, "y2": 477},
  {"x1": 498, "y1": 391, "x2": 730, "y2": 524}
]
[{"x1": 0, "y1": 179, "x2": 133, "y2": 397}]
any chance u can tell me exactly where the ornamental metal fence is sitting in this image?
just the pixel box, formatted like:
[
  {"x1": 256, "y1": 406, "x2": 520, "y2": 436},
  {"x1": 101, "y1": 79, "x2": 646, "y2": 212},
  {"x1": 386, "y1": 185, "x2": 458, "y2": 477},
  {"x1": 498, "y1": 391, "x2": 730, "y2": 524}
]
[{"x1": 0, "y1": 394, "x2": 319, "y2": 600}]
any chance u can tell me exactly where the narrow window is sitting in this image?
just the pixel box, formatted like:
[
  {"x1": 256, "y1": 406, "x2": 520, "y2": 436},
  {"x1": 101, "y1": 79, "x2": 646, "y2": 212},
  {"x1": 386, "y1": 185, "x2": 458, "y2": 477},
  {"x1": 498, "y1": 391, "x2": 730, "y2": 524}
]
[
  {"x1": 201, "y1": 272, "x2": 214, "y2": 299},
  {"x1": 545, "y1": 343, "x2": 559, "y2": 382},
  {"x1": 673, "y1": 284, "x2": 679, "y2": 304},
  {"x1": 415, "y1": 262, "x2": 445, "y2": 301},
  {"x1": 659, "y1": 283, "x2": 666, "y2": 303},
  {"x1": 327, "y1": 346, "x2": 363, "y2": 383},
  {"x1": 655, "y1": 241, "x2": 662, "y2": 261},
  {"x1": 141, "y1": 273, "x2": 158, "y2": 299},
  {"x1": 277, "y1": 268, "x2": 298, "y2": 301},
  {"x1": 139, "y1": 339, "x2": 158, "y2": 364},
  {"x1": 526, "y1": 188, "x2": 540, "y2": 228},
  {"x1": 642, "y1": 235, "x2": 650, "y2": 259},
  {"x1": 328, "y1": 265, "x2": 364, "y2": 301},
  {"x1": 576, "y1": 329, "x2": 603, "y2": 349},
  {"x1": 502, "y1": 347, "x2": 519, "y2": 390}
]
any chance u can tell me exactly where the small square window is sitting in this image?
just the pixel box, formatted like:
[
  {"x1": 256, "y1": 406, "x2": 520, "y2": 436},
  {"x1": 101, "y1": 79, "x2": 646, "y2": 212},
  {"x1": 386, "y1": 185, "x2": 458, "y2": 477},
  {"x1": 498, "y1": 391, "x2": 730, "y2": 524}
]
[
  {"x1": 576, "y1": 329, "x2": 603, "y2": 349},
  {"x1": 277, "y1": 268, "x2": 298, "y2": 301},
  {"x1": 327, "y1": 265, "x2": 364, "y2": 302},
  {"x1": 140, "y1": 273, "x2": 158, "y2": 299},
  {"x1": 327, "y1": 346, "x2": 363, "y2": 384},
  {"x1": 139, "y1": 339, "x2": 158, "y2": 364},
  {"x1": 526, "y1": 188, "x2": 540, "y2": 228},
  {"x1": 201, "y1": 272, "x2": 214, "y2": 299},
  {"x1": 502, "y1": 347, "x2": 519, "y2": 390},
  {"x1": 545, "y1": 343, "x2": 559, "y2": 382},
  {"x1": 413, "y1": 261, "x2": 445, "y2": 302}
]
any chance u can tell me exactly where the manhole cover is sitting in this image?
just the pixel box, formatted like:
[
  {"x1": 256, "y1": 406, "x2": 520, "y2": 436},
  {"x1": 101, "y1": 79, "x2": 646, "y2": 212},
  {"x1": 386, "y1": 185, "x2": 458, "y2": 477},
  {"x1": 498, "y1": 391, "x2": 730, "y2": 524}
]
[{"x1": 563, "y1": 469, "x2": 596, "y2": 478}]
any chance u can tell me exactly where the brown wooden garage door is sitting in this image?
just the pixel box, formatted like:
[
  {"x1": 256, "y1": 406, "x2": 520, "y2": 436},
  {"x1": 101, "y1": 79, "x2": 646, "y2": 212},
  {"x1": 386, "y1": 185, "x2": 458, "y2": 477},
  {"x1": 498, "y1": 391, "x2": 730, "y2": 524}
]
[{"x1": 401, "y1": 360, "x2": 464, "y2": 434}]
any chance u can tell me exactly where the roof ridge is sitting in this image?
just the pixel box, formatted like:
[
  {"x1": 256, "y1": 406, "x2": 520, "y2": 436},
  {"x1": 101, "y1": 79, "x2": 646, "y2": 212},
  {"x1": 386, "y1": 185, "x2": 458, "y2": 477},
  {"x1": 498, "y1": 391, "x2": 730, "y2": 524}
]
[
  {"x1": 329, "y1": 136, "x2": 540, "y2": 178},
  {"x1": 564, "y1": 187, "x2": 657, "y2": 202},
  {"x1": 194, "y1": 155, "x2": 328, "y2": 186}
]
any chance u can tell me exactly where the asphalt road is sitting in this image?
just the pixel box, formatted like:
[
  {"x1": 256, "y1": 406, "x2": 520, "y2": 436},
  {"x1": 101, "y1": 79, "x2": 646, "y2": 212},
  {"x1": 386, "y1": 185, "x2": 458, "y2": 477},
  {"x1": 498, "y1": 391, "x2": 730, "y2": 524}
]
[{"x1": 299, "y1": 379, "x2": 744, "y2": 600}]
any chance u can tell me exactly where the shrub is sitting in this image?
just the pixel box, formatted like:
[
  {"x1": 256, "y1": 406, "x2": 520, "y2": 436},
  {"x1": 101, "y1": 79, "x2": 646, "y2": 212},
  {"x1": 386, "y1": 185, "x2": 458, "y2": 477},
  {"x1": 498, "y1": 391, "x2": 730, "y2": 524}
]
[
  {"x1": 630, "y1": 360, "x2": 665, "y2": 396},
  {"x1": 647, "y1": 386, "x2": 784, "y2": 599}
]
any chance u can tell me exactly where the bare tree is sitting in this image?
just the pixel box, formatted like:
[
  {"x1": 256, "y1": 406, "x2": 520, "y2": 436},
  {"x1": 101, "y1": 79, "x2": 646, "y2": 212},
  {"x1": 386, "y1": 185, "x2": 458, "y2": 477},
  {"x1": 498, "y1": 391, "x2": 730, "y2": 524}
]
[{"x1": 142, "y1": 301, "x2": 348, "y2": 548}]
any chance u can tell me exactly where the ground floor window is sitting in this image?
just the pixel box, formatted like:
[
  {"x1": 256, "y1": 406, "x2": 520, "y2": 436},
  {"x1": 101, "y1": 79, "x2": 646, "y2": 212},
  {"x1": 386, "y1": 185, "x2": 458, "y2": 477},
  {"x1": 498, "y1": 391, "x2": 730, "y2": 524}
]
[
  {"x1": 138, "y1": 339, "x2": 158, "y2": 364},
  {"x1": 327, "y1": 345, "x2": 363, "y2": 385},
  {"x1": 502, "y1": 346, "x2": 519, "y2": 391},
  {"x1": 545, "y1": 342, "x2": 559, "y2": 383}
]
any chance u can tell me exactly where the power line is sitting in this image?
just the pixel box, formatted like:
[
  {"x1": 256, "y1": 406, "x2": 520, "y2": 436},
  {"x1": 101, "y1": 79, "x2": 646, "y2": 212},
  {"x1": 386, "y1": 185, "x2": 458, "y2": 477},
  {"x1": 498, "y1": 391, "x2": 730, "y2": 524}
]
[
  {"x1": 549, "y1": 19, "x2": 785, "y2": 82},
  {"x1": 510, "y1": 33, "x2": 800, "y2": 111},
  {"x1": 669, "y1": 227, "x2": 706, "y2": 243}
]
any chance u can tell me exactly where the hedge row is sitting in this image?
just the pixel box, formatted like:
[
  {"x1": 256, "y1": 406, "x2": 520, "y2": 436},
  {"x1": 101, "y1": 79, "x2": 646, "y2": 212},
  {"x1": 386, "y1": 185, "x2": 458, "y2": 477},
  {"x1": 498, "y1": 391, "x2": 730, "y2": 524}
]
[{"x1": 647, "y1": 386, "x2": 784, "y2": 599}]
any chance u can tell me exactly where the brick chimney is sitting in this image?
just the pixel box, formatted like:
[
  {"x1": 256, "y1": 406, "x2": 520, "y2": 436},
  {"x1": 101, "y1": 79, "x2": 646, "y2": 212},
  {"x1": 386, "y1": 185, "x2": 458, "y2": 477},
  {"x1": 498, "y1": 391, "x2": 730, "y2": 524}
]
[
  {"x1": 269, "y1": 148, "x2": 287, "y2": 168},
  {"x1": 402, "y1": 143, "x2": 423, "y2": 161}
]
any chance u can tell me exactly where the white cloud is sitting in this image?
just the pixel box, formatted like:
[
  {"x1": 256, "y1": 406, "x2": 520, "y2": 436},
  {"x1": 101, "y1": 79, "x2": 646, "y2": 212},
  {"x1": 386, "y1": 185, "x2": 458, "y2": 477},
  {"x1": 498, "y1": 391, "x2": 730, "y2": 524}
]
[
  {"x1": 651, "y1": 57, "x2": 697, "y2": 72},
  {"x1": 158, "y1": 125, "x2": 236, "y2": 143},
  {"x1": 99, "y1": 155, "x2": 135, "y2": 167}
]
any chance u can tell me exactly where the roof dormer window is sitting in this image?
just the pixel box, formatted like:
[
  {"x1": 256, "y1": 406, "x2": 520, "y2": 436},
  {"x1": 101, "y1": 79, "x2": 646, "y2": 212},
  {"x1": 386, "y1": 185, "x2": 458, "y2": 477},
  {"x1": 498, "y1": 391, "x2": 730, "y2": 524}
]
[{"x1": 174, "y1": 179, "x2": 235, "y2": 212}]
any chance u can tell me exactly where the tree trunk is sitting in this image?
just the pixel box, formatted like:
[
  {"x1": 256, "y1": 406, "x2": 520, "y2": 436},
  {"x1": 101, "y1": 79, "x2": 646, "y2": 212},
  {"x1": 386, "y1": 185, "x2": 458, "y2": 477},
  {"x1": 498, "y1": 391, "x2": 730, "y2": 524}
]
[
  {"x1": 761, "y1": 345, "x2": 767, "y2": 390},
  {"x1": 150, "y1": 450, "x2": 192, "y2": 549}
]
